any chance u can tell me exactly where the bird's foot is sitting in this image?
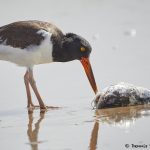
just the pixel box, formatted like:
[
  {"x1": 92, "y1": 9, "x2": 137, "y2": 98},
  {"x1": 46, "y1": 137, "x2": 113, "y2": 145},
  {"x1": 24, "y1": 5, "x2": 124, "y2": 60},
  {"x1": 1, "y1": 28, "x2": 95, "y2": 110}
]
[
  {"x1": 34, "y1": 105, "x2": 60, "y2": 109},
  {"x1": 40, "y1": 105, "x2": 60, "y2": 113},
  {"x1": 27, "y1": 105, "x2": 60, "y2": 113},
  {"x1": 27, "y1": 105, "x2": 36, "y2": 113}
]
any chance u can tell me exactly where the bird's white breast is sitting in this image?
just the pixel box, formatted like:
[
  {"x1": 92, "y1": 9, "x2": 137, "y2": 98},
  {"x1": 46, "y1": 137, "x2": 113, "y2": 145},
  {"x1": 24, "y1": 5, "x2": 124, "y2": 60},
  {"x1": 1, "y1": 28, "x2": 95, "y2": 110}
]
[{"x1": 0, "y1": 30, "x2": 53, "y2": 67}]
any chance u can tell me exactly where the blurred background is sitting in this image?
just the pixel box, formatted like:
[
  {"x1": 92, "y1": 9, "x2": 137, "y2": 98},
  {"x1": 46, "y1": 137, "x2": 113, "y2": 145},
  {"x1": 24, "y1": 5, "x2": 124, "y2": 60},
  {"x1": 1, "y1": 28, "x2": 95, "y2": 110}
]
[{"x1": 0, "y1": 0, "x2": 150, "y2": 109}]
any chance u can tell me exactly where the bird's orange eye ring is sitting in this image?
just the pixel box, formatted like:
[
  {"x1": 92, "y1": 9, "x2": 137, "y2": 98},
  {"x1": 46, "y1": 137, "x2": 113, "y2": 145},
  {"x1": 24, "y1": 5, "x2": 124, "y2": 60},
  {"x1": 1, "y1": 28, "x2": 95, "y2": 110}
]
[{"x1": 80, "y1": 47, "x2": 86, "y2": 52}]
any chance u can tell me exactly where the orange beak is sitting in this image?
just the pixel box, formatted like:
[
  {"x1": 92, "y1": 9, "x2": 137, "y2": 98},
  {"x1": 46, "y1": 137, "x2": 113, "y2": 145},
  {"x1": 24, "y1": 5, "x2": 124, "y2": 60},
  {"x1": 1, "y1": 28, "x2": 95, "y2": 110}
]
[{"x1": 80, "y1": 57, "x2": 98, "y2": 94}]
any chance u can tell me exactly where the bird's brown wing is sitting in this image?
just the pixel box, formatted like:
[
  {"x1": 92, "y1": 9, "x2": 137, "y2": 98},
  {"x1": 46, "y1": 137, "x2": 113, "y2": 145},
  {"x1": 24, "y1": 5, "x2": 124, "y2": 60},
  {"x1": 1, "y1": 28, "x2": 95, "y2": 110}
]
[{"x1": 0, "y1": 20, "x2": 63, "y2": 49}]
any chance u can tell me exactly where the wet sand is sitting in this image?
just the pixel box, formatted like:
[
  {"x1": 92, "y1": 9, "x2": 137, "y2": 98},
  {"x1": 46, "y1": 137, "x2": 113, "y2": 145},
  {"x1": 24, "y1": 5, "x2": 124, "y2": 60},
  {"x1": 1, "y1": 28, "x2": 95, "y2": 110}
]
[{"x1": 0, "y1": 0, "x2": 150, "y2": 149}]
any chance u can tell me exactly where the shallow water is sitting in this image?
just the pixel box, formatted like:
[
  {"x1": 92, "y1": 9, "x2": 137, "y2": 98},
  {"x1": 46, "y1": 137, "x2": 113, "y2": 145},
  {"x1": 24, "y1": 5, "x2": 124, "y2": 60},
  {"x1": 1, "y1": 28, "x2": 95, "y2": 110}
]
[
  {"x1": 1, "y1": 104, "x2": 150, "y2": 150},
  {"x1": 0, "y1": 0, "x2": 150, "y2": 150}
]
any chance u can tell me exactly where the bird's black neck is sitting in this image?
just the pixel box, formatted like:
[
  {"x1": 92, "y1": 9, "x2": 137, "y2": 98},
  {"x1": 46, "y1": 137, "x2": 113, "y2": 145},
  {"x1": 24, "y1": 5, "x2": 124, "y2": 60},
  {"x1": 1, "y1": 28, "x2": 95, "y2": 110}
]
[{"x1": 51, "y1": 33, "x2": 76, "y2": 62}]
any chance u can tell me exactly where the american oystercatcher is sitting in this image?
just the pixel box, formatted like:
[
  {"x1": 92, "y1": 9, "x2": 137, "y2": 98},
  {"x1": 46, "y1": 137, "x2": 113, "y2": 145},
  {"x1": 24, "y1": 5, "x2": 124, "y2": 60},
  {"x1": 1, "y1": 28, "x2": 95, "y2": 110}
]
[{"x1": 0, "y1": 20, "x2": 98, "y2": 110}]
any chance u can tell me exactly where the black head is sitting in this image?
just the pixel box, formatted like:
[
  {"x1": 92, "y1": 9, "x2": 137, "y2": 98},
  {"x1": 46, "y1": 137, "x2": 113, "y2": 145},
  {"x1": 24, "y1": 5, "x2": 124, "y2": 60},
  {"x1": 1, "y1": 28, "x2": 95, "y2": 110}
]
[
  {"x1": 52, "y1": 33, "x2": 92, "y2": 62},
  {"x1": 62, "y1": 33, "x2": 92, "y2": 61},
  {"x1": 52, "y1": 33, "x2": 98, "y2": 94}
]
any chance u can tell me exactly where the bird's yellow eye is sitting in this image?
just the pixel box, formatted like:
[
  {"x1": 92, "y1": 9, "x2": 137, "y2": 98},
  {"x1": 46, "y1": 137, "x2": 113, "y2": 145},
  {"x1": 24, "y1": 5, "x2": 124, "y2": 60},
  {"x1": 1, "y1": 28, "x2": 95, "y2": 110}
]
[{"x1": 80, "y1": 47, "x2": 86, "y2": 52}]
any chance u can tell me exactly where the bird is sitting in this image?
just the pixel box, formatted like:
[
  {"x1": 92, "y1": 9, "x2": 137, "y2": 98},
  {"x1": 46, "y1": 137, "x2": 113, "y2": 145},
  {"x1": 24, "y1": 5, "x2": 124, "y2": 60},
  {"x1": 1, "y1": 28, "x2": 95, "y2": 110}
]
[
  {"x1": 0, "y1": 20, "x2": 98, "y2": 110},
  {"x1": 94, "y1": 82, "x2": 150, "y2": 109}
]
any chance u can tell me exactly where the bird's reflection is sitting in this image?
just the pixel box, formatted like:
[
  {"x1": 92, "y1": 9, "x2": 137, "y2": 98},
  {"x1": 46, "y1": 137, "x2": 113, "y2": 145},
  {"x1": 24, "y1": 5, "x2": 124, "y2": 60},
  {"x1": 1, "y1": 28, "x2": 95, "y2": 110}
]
[
  {"x1": 27, "y1": 110, "x2": 46, "y2": 150},
  {"x1": 26, "y1": 105, "x2": 150, "y2": 150},
  {"x1": 89, "y1": 105, "x2": 150, "y2": 150}
]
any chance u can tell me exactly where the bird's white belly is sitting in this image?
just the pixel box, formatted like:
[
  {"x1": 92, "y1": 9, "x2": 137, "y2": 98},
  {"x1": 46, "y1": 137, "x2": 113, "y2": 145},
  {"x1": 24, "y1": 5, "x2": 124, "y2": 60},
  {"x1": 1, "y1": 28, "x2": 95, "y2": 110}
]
[{"x1": 0, "y1": 31, "x2": 53, "y2": 67}]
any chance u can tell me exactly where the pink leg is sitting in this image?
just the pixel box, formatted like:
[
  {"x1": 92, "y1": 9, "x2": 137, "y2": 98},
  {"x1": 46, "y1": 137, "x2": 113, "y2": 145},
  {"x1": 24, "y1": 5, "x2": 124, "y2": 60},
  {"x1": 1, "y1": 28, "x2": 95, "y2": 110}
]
[
  {"x1": 24, "y1": 71, "x2": 34, "y2": 108},
  {"x1": 27, "y1": 69, "x2": 46, "y2": 109}
]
